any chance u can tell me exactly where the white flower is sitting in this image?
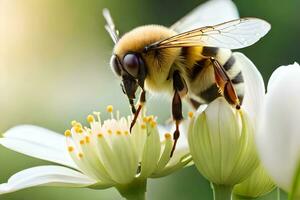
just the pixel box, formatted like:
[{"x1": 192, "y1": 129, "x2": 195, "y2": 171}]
[
  {"x1": 187, "y1": 53, "x2": 265, "y2": 186},
  {"x1": 257, "y1": 62, "x2": 300, "y2": 197},
  {"x1": 0, "y1": 106, "x2": 191, "y2": 196}
]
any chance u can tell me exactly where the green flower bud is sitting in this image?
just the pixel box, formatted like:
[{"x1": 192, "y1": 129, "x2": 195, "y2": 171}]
[
  {"x1": 188, "y1": 97, "x2": 259, "y2": 186},
  {"x1": 233, "y1": 164, "x2": 275, "y2": 198}
]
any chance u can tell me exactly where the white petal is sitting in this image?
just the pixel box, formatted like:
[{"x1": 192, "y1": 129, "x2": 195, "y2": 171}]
[
  {"x1": 233, "y1": 52, "x2": 265, "y2": 124},
  {"x1": 140, "y1": 125, "x2": 161, "y2": 178},
  {"x1": 157, "y1": 121, "x2": 190, "y2": 168},
  {"x1": 0, "y1": 165, "x2": 97, "y2": 194},
  {"x1": 0, "y1": 125, "x2": 77, "y2": 169},
  {"x1": 267, "y1": 62, "x2": 300, "y2": 93},
  {"x1": 257, "y1": 63, "x2": 300, "y2": 192}
]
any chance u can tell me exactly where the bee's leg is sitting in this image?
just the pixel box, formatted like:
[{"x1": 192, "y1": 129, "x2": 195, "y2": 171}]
[
  {"x1": 188, "y1": 98, "x2": 202, "y2": 110},
  {"x1": 130, "y1": 90, "x2": 146, "y2": 132},
  {"x1": 210, "y1": 57, "x2": 241, "y2": 109},
  {"x1": 170, "y1": 70, "x2": 187, "y2": 157}
]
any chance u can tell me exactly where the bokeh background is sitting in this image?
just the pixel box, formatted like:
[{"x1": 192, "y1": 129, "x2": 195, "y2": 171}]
[{"x1": 0, "y1": 0, "x2": 299, "y2": 199}]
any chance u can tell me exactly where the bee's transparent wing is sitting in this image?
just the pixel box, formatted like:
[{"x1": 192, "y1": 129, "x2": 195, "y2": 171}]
[
  {"x1": 103, "y1": 8, "x2": 119, "y2": 44},
  {"x1": 171, "y1": 0, "x2": 239, "y2": 33},
  {"x1": 147, "y1": 18, "x2": 271, "y2": 50}
]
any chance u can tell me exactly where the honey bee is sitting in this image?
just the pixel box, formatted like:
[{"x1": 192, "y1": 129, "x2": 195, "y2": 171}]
[{"x1": 103, "y1": 0, "x2": 270, "y2": 156}]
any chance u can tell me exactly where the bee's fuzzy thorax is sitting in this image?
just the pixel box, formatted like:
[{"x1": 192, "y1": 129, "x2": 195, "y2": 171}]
[
  {"x1": 114, "y1": 25, "x2": 176, "y2": 56},
  {"x1": 113, "y1": 25, "x2": 182, "y2": 93}
]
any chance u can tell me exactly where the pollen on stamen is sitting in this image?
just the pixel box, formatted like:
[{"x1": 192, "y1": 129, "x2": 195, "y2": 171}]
[
  {"x1": 147, "y1": 115, "x2": 154, "y2": 123},
  {"x1": 87, "y1": 115, "x2": 95, "y2": 123},
  {"x1": 106, "y1": 105, "x2": 113, "y2": 113},
  {"x1": 79, "y1": 139, "x2": 85, "y2": 145},
  {"x1": 68, "y1": 146, "x2": 74, "y2": 152},
  {"x1": 74, "y1": 122, "x2": 82, "y2": 128},
  {"x1": 150, "y1": 121, "x2": 157, "y2": 128},
  {"x1": 107, "y1": 105, "x2": 114, "y2": 118},
  {"x1": 85, "y1": 136, "x2": 90, "y2": 143},
  {"x1": 141, "y1": 124, "x2": 147, "y2": 129},
  {"x1": 75, "y1": 126, "x2": 83, "y2": 133},
  {"x1": 143, "y1": 117, "x2": 148, "y2": 123},
  {"x1": 78, "y1": 153, "x2": 84, "y2": 158},
  {"x1": 64, "y1": 130, "x2": 71, "y2": 137},
  {"x1": 97, "y1": 133, "x2": 103, "y2": 138},
  {"x1": 188, "y1": 111, "x2": 194, "y2": 118},
  {"x1": 116, "y1": 130, "x2": 122, "y2": 135},
  {"x1": 164, "y1": 133, "x2": 172, "y2": 140},
  {"x1": 71, "y1": 120, "x2": 77, "y2": 126}
]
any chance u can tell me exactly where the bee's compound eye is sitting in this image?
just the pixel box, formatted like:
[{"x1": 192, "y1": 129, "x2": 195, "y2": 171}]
[
  {"x1": 123, "y1": 54, "x2": 140, "y2": 77},
  {"x1": 110, "y1": 55, "x2": 121, "y2": 76}
]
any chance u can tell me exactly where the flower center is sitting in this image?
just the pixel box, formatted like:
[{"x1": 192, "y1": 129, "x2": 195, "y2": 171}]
[{"x1": 63, "y1": 105, "x2": 159, "y2": 183}]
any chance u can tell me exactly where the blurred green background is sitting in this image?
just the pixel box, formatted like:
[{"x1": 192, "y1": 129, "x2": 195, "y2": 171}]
[{"x1": 0, "y1": 0, "x2": 299, "y2": 199}]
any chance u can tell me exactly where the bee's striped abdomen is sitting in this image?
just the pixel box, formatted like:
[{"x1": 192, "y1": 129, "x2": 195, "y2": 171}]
[
  {"x1": 186, "y1": 47, "x2": 245, "y2": 107},
  {"x1": 190, "y1": 59, "x2": 207, "y2": 80}
]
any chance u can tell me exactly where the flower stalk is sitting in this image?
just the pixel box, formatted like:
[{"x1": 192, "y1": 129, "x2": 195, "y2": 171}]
[
  {"x1": 116, "y1": 179, "x2": 147, "y2": 200},
  {"x1": 212, "y1": 183, "x2": 233, "y2": 200}
]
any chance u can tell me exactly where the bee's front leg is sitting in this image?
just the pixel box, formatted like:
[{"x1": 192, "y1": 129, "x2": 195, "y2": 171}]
[
  {"x1": 210, "y1": 57, "x2": 241, "y2": 109},
  {"x1": 170, "y1": 70, "x2": 187, "y2": 157},
  {"x1": 130, "y1": 90, "x2": 146, "y2": 132}
]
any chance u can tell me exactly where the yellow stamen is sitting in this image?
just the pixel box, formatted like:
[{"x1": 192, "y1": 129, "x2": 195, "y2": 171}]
[
  {"x1": 64, "y1": 130, "x2": 71, "y2": 137},
  {"x1": 78, "y1": 153, "x2": 83, "y2": 158},
  {"x1": 106, "y1": 105, "x2": 113, "y2": 113},
  {"x1": 150, "y1": 121, "x2": 157, "y2": 128},
  {"x1": 71, "y1": 120, "x2": 77, "y2": 126},
  {"x1": 107, "y1": 129, "x2": 112, "y2": 134},
  {"x1": 79, "y1": 139, "x2": 85, "y2": 145},
  {"x1": 87, "y1": 115, "x2": 95, "y2": 123},
  {"x1": 116, "y1": 130, "x2": 122, "y2": 135},
  {"x1": 143, "y1": 117, "x2": 148, "y2": 123},
  {"x1": 71, "y1": 120, "x2": 78, "y2": 126},
  {"x1": 141, "y1": 124, "x2": 146, "y2": 129},
  {"x1": 85, "y1": 136, "x2": 90, "y2": 143},
  {"x1": 124, "y1": 131, "x2": 129, "y2": 135},
  {"x1": 75, "y1": 126, "x2": 83, "y2": 133},
  {"x1": 68, "y1": 146, "x2": 74, "y2": 152},
  {"x1": 97, "y1": 133, "x2": 103, "y2": 138},
  {"x1": 74, "y1": 122, "x2": 82, "y2": 128},
  {"x1": 164, "y1": 133, "x2": 172, "y2": 140},
  {"x1": 188, "y1": 111, "x2": 194, "y2": 118},
  {"x1": 147, "y1": 115, "x2": 154, "y2": 123}
]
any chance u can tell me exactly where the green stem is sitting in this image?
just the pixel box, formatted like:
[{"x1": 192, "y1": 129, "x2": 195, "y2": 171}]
[
  {"x1": 212, "y1": 183, "x2": 233, "y2": 200},
  {"x1": 277, "y1": 187, "x2": 281, "y2": 200},
  {"x1": 116, "y1": 179, "x2": 147, "y2": 200}
]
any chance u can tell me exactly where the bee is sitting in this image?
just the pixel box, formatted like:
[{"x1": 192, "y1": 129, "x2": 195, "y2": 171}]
[{"x1": 103, "y1": 0, "x2": 270, "y2": 156}]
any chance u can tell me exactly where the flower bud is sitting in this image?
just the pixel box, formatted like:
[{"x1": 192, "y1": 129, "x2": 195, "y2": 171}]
[{"x1": 188, "y1": 97, "x2": 259, "y2": 186}]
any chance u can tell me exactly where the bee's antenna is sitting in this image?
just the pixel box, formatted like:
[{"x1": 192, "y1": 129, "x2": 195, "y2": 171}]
[{"x1": 103, "y1": 8, "x2": 120, "y2": 44}]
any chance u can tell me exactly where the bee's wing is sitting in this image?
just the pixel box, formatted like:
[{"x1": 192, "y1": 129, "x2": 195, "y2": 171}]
[
  {"x1": 146, "y1": 18, "x2": 270, "y2": 51},
  {"x1": 103, "y1": 8, "x2": 119, "y2": 44},
  {"x1": 171, "y1": 0, "x2": 239, "y2": 33}
]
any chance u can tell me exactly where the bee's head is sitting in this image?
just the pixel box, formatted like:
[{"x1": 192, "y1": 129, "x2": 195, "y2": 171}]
[
  {"x1": 110, "y1": 53, "x2": 147, "y2": 112},
  {"x1": 111, "y1": 25, "x2": 179, "y2": 89},
  {"x1": 104, "y1": 8, "x2": 178, "y2": 112}
]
